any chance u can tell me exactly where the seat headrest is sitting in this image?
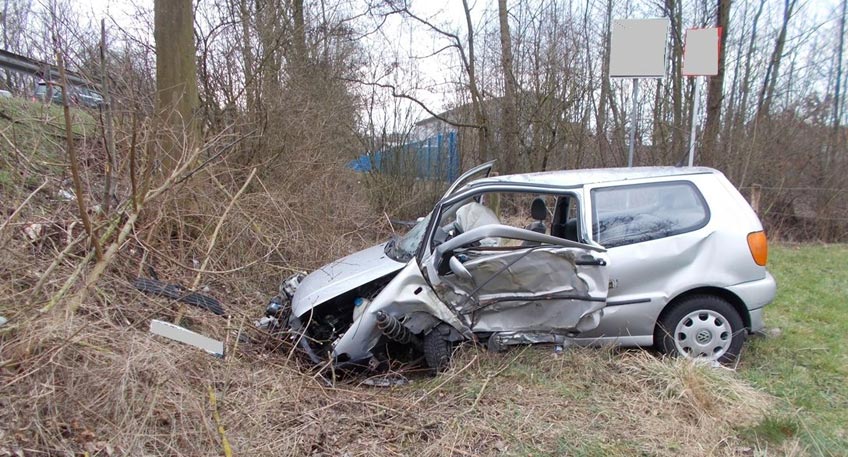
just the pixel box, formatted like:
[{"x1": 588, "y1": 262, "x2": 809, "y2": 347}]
[{"x1": 531, "y1": 197, "x2": 547, "y2": 221}]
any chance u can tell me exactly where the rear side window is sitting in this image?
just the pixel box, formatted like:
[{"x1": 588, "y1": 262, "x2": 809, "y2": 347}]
[{"x1": 591, "y1": 181, "x2": 709, "y2": 247}]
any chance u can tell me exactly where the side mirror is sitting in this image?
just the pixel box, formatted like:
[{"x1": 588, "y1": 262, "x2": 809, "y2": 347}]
[{"x1": 448, "y1": 256, "x2": 473, "y2": 281}]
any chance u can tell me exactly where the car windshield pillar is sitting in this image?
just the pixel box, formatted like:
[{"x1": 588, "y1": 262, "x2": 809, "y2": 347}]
[{"x1": 385, "y1": 214, "x2": 431, "y2": 262}]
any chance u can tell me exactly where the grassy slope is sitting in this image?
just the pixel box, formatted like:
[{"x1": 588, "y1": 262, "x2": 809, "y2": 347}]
[
  {"x1": 741, "y1": 244, "x2": 848, "y2": 453},
  {"x1": 0, "y1": 96, "x2": 95, "y2": 196},
  {"x1": 1, "y1": 104, "x2": 845, "y2": 457},
  {"x1": 404, "y1": 244, "x2": 848, "y2": 456}
]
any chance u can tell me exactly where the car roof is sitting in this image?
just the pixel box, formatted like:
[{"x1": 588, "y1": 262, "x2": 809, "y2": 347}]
[{"x1": 469, "y1": 166, "x2": 718, "y2": 188}]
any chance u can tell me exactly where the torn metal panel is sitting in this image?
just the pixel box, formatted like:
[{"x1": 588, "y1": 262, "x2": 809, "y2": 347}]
[
  {"x1": 440, "y1": 160, "x2": 495, "y2": 200},
  {"x1": 487, "y1": 331, "x2": 574, "y2": 351},
  {"x1": 291, "y1": 242, "x2": 405, "y2": 316},
  {"x1": 432, "y1": 242, "x2": 608, "y2": 333},
  {"x1": 331, "y1": 261, "x2": 471, "y2": 363}
]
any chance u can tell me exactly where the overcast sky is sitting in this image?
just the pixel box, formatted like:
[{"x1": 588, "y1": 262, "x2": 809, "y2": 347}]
[{"x1": 65, "y1": 0, "x2": 846, "y2": 121}]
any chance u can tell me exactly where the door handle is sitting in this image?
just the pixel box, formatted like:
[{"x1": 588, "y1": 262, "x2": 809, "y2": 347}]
[{"x1": 575, "y1": 255, "x2": 606, "y2": 266}]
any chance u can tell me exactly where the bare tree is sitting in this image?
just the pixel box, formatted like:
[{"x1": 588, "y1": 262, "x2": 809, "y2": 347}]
[
  {"x1": 756, "y1": 0, "x2": 797, "y2": 119},
  {"x1": 701, "y1": 0, "x2": 731, "y2": 166},
  {"x1": 154, "y1": 0, "x2": 199, "y2": 170},
  {"x1": 497, "y1": 0, "x2": 519, "y2": 173},
  {"x1": 829, "y1": 0, "x2": 847, "y2": 168}
]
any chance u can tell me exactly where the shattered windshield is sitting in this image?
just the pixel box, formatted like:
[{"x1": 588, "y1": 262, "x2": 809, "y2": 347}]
[{"x1": 385, "y1": 214, "x2": 432, "y2": 262}]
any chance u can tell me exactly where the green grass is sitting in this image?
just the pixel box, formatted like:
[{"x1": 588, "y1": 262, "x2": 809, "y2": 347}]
[
  {"x1": 740, "y1": 244, "x2": 848, "y2": 453},
  {"x1": 404, "y1": 244, "x2": 848, "y2": 455},
  {"x1": 0, "y1": 96, "x2": 96, "y2": 195}
]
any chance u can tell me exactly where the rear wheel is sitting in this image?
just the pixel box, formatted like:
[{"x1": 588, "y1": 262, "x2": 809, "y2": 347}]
[
  {"x1": 656, "y1": 295, "x2": 745, "y2": 364},
  {"x1": 423, "y1": 325, "x2": 452, "y2": 373}
]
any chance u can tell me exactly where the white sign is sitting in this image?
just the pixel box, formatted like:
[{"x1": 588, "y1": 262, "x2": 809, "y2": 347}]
[
  {"x1": 683, "y1": 28, "x2": 721, "y2": 76},
  {"x1": 150, "y1": 319, "x2": 224, "y2": 358},
  {"x1": 609, "y1": 19, "x2": 670, "y2": 78}
]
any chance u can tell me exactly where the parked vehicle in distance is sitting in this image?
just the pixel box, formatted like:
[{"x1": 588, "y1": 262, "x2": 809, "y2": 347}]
[
  {"x1": 259, "y1": 163, "x2": 776, "y2": 373},
  {"x1": 33, "y1": 81, "x2": 67, "y2": 105},
  {"x1": 33, "y1": 81, "x2": 102, "y2": 108},
  {"x1": 75, "y1": 87, "x2": 104, "y2": 108}
]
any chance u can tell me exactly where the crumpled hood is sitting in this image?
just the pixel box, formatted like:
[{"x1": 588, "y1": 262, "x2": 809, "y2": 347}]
[{"x1": 291, "y1": 242, "x2": 405, "y2": 316}]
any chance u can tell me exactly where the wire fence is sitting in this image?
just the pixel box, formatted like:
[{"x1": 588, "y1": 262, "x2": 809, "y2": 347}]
[
  {"x1": 348, "y1": 131, "x2": 460, "y2": 183},
  {"x1": 743, "y1": 185, "x2": 848, "y2": 241}
]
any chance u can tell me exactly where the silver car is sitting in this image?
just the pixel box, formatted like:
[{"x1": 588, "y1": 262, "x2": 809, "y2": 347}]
[{"x1": 261, "y1": 162, "x2": 775, "y2": 371}]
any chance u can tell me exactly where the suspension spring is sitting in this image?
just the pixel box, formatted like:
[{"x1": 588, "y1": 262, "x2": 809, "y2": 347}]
[{"x1": 375, "y1": 311, "x2": 420, "y2": 346}]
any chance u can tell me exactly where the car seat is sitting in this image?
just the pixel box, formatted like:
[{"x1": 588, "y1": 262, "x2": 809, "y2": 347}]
[
  {"x1": 522, "y1": 198, "x2": 547, "y2": 246},
  {"x1": 525, "y1": 197, "x2": 547, "y2": 234}
]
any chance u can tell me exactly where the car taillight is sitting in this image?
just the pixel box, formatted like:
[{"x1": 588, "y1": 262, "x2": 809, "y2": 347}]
[{"x1": 747, "y1": 231, "x2": 768, "y2": 266}]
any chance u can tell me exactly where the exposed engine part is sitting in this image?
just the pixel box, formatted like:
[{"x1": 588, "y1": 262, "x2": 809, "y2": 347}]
[
  {"x1": 280, "y1": 273, "x2": 305, "y2": 299},
  {"x1": 375, "y1": 311, "x2": 421, "y2": 347},
  {"x1": 289, "y1": 316, "x2": 324, "y2": 365},
  {"x1": 265, "y1": 296, "x2": 285, "y2": 317},
  {"x1": 255, "y1": 315, "x2": 279, "y2": 332},
  {"x1": 257, "y1": 295, "x2": 290, "y2": 333}
]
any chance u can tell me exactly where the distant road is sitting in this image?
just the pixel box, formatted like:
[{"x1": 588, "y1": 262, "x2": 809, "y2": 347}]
[{"x1": 0, "y1": 48, "x2": 99, "y2": 90}]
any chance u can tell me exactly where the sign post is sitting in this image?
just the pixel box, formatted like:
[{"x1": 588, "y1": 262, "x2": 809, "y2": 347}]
[
  {"x1": 627, "y1": 79, "x2": 639, "y2": 167},
  {"x1": 682, "y1": 27, "x2": 722, "y2": 167},
  {"x1": 609, "y1": 18, "x2": 670, "y2": 167},
  {"x1": 687, "y1": 77, "x2": 701, "y2": 167}
]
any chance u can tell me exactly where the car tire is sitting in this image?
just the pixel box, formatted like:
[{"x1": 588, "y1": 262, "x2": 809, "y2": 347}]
[
  {"x1": 423, "y1": 325, "x2": 452, "y2": 373},
  {"x1": 656, "y1": 295, "x2": 745, "y2": 364}
]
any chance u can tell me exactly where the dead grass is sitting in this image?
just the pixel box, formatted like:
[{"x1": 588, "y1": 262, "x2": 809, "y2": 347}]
[{"x1": 0, "y1": 120, "x2": 783, "y2": 456}]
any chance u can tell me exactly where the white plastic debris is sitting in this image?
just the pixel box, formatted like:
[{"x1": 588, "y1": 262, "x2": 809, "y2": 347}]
[
  {"x1": 149, "y1": 319, "x2": 224, "y2": 358},
  {"x1": 361, "y1": 374, "x2": 410, "y2": 387},
  {"x1": 0, "y1": 316, "x2": 8, "y2": 327},
  {"x1": 57, "y1": 189, "x2": 75, "y2": 201},
  {"x1": 23, "y1": 223, "x2": 43, "y2": 241}
]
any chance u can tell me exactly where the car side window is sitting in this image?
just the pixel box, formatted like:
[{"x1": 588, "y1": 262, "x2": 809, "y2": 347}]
[{"x1": 591, "y1": 181, "x2": 709, "y2": 248}]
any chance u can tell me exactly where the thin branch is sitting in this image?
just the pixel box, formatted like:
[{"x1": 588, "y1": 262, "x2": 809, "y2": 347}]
[
  {"x1": 341, "y1": 77, "x2": 482, "y2": 129},
  {"x1": 52, "y1": 17, "x2": 104, "y2": 261}
]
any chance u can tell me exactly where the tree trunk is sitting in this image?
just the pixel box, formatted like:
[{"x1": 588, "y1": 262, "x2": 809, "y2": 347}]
[
  {"x1": 498, "y1": 0, "x2": 519, "y2": 173},
  {"x1": 757, "y1": 0, "x2": 796, "y2": 119},
  {"x1": 257, "y1": 0, "x2": 281, "y2": 100},
  {"x1": 595, "y1": 0, "x2": 613, "y2": 166},
  {"x1": 238, "y1": 0, "x2": 257, "y2": 114},
  {"x1": 736, "y1": 0, "x2": 765, "y2": 127},
  {"x1": 701, "y1": 0, "x2": 730, "y2": 167},
  {"x1": 830, "y1": 0, "x2": 847, "y2": 169},
  {"x1": 461, "y1": 0, "x2": 490, "y2": 163},
  {"x1": 666, "y1": 0, "x2": 684, "y2": 160},
  {"x1": 154, "y1": 0, "x2": 199, "y2": 170},
  {"x1": 292, "y1": 0, "x2": 307, "y2": 72}
]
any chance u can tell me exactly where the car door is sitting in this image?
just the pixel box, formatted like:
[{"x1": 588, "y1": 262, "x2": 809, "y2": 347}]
[
  {"x1": 421, "y1": 224, "x2": 609, "y2": 334},
  {"x1": 440, "y1": 160, "x2": 496, "y2": 200},
  {"x1": 582, "y1": 179, "x2": 713, "y2": 339}
]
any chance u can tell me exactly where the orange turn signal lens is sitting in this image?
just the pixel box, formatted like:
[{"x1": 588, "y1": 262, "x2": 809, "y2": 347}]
[{"x1": 747, "y1": 231, "x2": 768, "y2": 266}]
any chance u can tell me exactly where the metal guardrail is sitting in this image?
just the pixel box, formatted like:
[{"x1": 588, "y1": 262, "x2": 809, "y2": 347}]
[{"x1": 0, "y1": 48, "x2": 99, "y2": 90}]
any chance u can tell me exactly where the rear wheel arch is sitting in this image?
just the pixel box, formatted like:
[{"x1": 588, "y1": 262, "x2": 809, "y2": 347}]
[{"x1": 657, "y1": 287, "x2": 751, "y2": 335}]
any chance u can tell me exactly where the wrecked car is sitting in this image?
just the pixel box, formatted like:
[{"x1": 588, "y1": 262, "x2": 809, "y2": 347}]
[{"x1": 259, "y1": 162, "x2": 775, "y2": 371}]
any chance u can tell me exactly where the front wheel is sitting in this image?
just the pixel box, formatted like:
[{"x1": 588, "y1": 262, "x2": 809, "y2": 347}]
[
  {"x1": 656, "y1": 295, "x2": 746, "y2": 364},
  {"x1": 423, "y1": 325, "x2": 453, "y2": 373}
]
